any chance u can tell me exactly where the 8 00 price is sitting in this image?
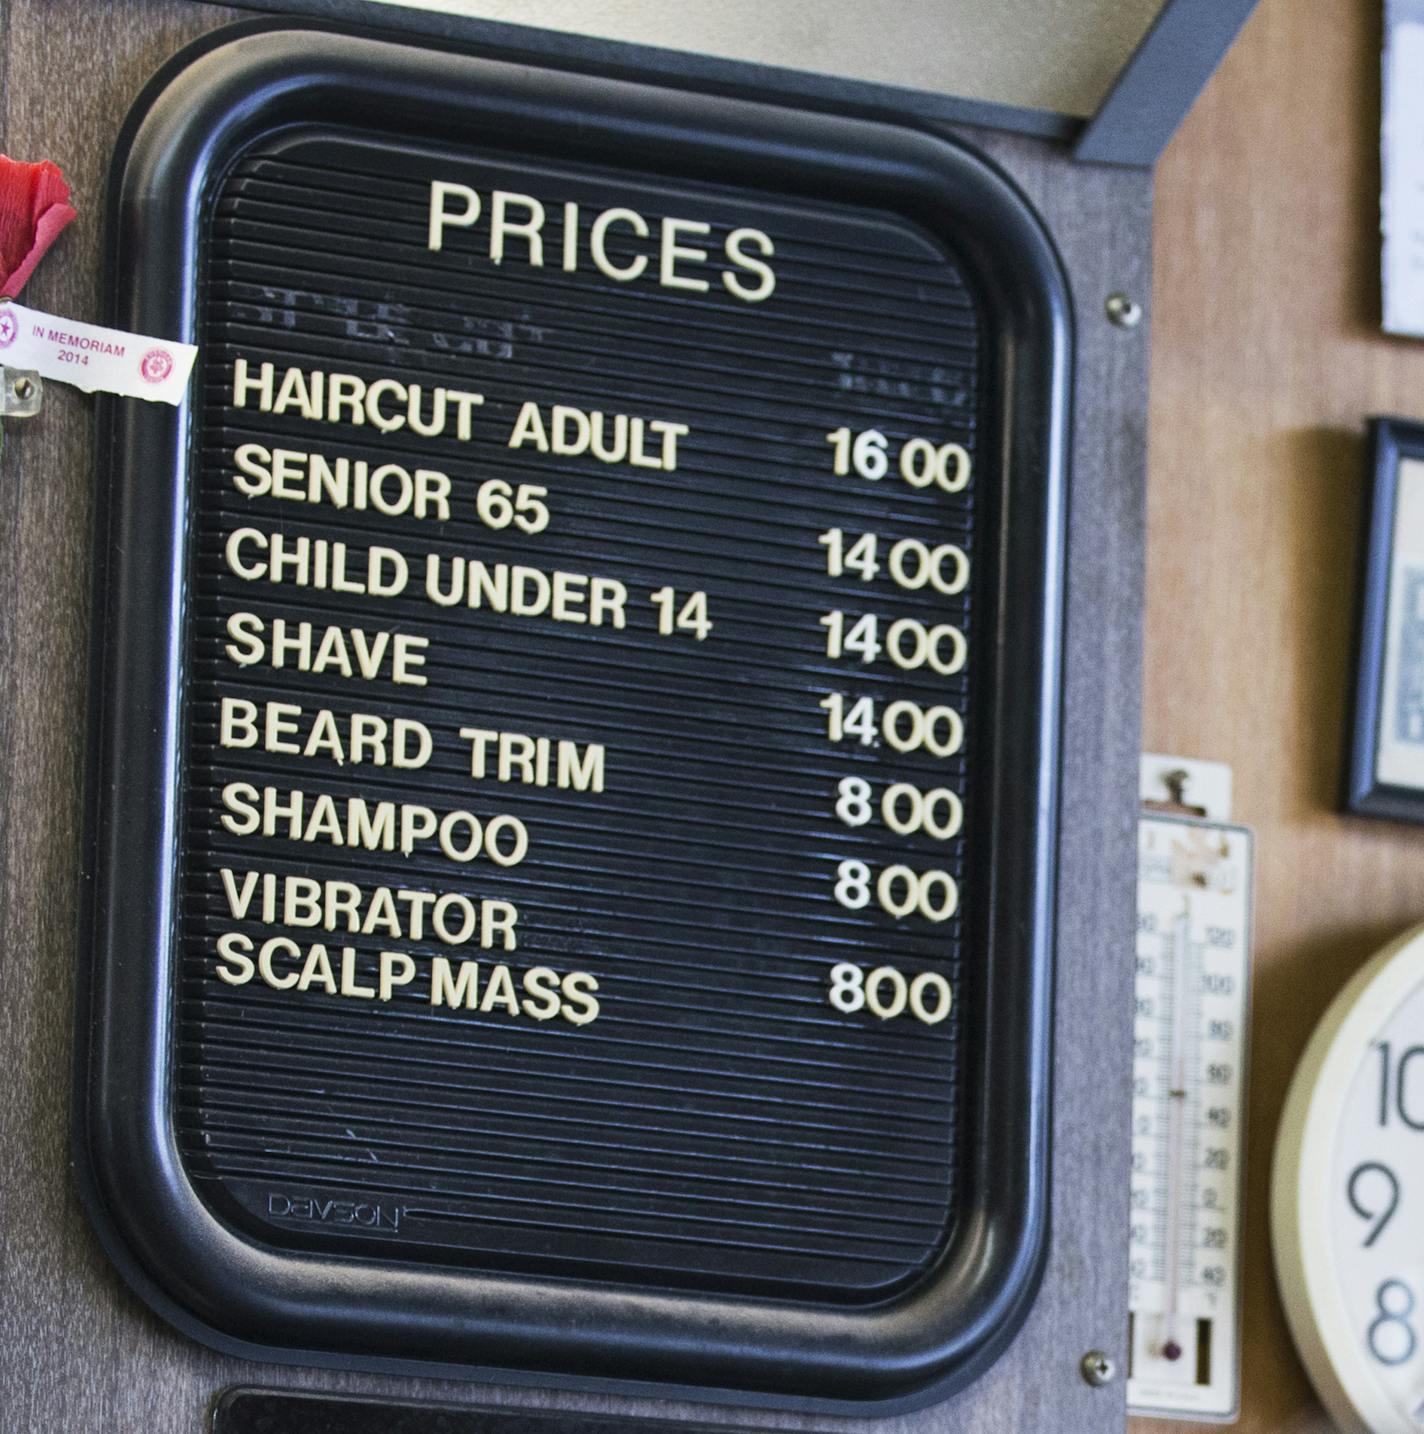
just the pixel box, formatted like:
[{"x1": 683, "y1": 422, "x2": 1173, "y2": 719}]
[
  {"x1": 835, "y1": 859, "x2": 959, "y2": 922},
  {"x1": 836, "y1": 777, "x2": 962, "y2": 840},
  {"x1": 828, "y1": 962, "x2": 953, "y2": 1024}
]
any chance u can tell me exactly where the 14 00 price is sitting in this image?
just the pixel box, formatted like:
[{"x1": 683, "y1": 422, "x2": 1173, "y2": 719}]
[
  {"x1": 819, "y1": 693, "x2": 963, "y2": 756},
  {"x1": 825, "y1": 428, "x2": 971, "y2": 492},
  {"x1": 819, "y1": 528, "x2": 969, "y2": 594},
  {"x1": 820, "y1": 610, "x2": 966, "y2": 675}
]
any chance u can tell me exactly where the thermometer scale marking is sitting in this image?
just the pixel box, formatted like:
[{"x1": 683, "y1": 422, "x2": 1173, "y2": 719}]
[{"x1": 1128, "y1": 815, "x2": 1251, "y2": 1421}]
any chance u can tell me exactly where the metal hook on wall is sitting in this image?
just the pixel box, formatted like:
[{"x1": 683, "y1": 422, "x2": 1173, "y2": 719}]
[{"x1": 0, "y1": 362, "x2": 44, "y2": 459}]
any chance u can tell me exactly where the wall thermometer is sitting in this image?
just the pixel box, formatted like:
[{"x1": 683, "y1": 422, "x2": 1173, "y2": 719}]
[{"x1": 1128, "y1": 812, "x2": 1253, "y2": 1420}]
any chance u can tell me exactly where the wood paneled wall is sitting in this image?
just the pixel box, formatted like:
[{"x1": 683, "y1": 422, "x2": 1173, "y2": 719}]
[{"x1": 1138, "y1": 1, "x2": 1424, "y2": 1429}]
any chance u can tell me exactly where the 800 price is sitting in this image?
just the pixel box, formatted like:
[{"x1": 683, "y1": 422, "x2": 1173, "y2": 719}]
[
  {"x1": 835, "y1": 859, "x2": 959, "y2": 922},
  {"x1": 836, "y1": 777, "x2": 962, "y2": 840},
  {"x1": 828, "y1": 962, "x2": 953, "y2": 1024}
]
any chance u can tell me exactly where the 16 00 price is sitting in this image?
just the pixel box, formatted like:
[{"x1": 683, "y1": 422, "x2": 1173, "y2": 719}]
[
  {"x1": 825, "y1": 427, "x2": 971, "y2": 492},
  {"x1": 819, "y1": 692, "x2": 963, "y2": 757}
]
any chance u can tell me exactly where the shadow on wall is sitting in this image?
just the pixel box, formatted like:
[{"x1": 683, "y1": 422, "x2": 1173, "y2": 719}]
[{"x1": 1278, "y1": 423, "x2": 1368, "y2": 819}]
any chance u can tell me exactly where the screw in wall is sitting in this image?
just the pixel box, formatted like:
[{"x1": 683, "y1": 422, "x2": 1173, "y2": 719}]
[
  {"x1": 1105, "y1": 293, "x2": 1143, "y2": 329},
  {"x1": 1080, "y1": 1350, "x2": 1117, "y2": 1387}
]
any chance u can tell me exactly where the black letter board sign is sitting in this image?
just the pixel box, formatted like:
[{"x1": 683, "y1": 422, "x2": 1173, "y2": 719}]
[{"x1": 76, "y1": 23, "x2": 1069, "y2": 1413}]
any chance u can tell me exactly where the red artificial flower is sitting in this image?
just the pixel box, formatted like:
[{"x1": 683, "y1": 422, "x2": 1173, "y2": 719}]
[{"x1": 0, "y1": 155, "x2": 76, "y2": 299}]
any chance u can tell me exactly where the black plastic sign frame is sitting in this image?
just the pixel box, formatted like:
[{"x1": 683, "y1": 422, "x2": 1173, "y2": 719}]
[{"x1": 77, "y1": 22, "x2": 1070, "y2": 1414}]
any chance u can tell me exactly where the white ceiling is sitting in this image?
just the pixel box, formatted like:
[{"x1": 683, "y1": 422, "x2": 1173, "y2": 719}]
[{"x1": 361, "y1": 0, "x2": 1169, "y2": 118}]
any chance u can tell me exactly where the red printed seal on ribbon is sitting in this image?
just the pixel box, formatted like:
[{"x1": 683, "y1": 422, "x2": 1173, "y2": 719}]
[{"x1": 0, "y1": 156, "x2": 76, "y2": 299}]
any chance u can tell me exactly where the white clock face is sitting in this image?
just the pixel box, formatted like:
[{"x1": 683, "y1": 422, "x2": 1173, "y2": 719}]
[
  {"x1": 1329, "y1": 970, "x2": 1424, "y2": 1429},
  {"x1": 1274, "y1": 928, "x2": 1424, "y2": 1434}
]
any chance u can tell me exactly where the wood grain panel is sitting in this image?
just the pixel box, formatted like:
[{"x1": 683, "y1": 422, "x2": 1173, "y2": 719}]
[{"x1": 1136, "y1": 1, "x2": 1424, "y2": 1430}]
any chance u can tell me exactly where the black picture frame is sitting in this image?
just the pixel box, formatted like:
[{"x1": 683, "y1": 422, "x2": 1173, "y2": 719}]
[
  {"x1": 75, "y1": 19, "x2": 1072, "y2": 1414},
  {"x1": 1345, "y1": 418, "x2": 1424, "y2": 821}
]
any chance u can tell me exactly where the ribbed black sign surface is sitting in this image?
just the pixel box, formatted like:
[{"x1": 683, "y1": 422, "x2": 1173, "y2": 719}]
[
  {"x1": 79, "y1": 24, "x2": 1069, "y2": 1411},
  {"x1": 188, "y1": 136, "x2": 976, "y2": 1293}
]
